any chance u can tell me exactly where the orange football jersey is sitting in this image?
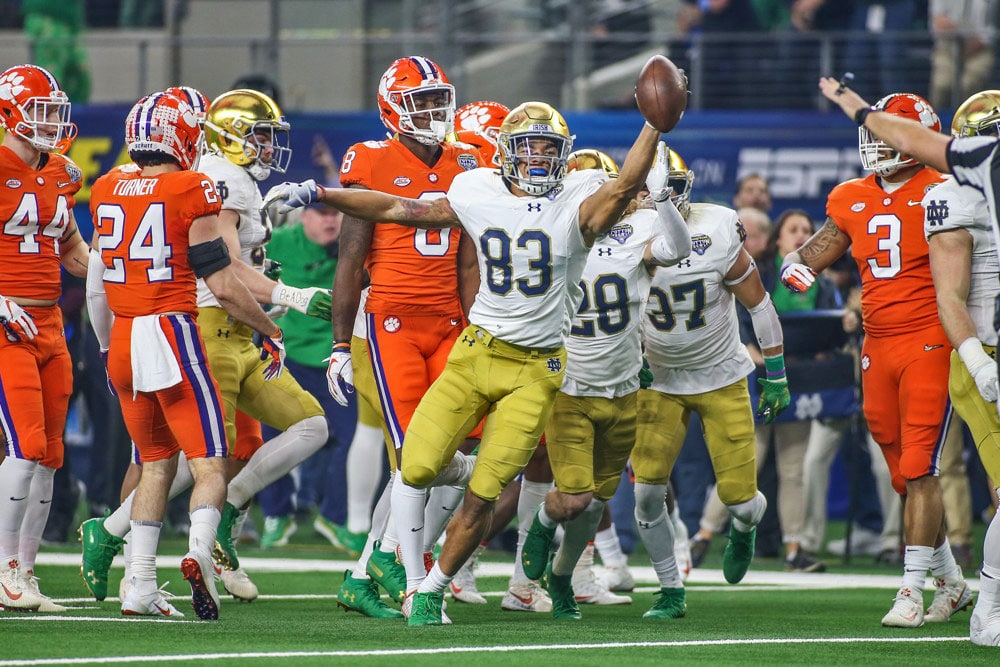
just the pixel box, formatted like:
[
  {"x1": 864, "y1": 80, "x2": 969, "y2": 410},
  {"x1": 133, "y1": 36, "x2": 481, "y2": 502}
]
[
  {"x1": 340, "y1": 138, "x2": 485, "y2": 314},
  {"x1": 89, "y1": 168, "x2": 222, "y2": 318},
  {"x1": 826, "y1": 169, "x2": 947, "y2": 337},
  {"x1": 0, "y1": 147, "x2": 82, "y2": 301}
]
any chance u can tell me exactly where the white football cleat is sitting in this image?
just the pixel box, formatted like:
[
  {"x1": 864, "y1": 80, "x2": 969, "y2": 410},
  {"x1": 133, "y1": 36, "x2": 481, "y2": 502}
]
[
  {"x1": 501, "y1": 581, "x2": 552, "y2": 612},
  {"x1": 449, "y1": 546, "x2": 486, "y2": 604},
  {"x1": 598, "y1": 562, "x2": 635, "y2": 592},
  {"x1": 215, "y1": 564, "x2": 259, "y2": 602},
  {"x1": 118, "y1": 574, "x2": 132, "y2": 602},
  {"x1": 121, "y1": 579, "x2": 184, "y2": 617},
  {"x1": 971, "y1": 573, "x2": 1000, "y2": 646},
  {"x1": 19, "y1": 570, "x2": 66, "y2": 612},
  {"x1": 881, "y1": 587, "x2": 924, "y2": 627},
  {"x1": 572, "y1": 564, "x2": 632, "y2": 605},
  {"x1": 924, "y1": 577, "x2": 973, "y2": 623},
  {"x1": 0, "y1": 559, "x2": 42, "y2": 611}
]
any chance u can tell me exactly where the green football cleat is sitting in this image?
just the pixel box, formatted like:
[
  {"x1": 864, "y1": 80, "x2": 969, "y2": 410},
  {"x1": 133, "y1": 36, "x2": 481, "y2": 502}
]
[
  {"x1": 314, "y1": 516, "x2": 367, "y2": 557},
  {"x1": 722, "y1": 524, "x2": 756, "y2": 584},
  {"x1": 337, "y1": 571, "x2": 404, "y2": 619},
  {"x1": 543, "y1": 560, "x2": 581, "y2": 620},
  {"x1": 260, "y1": 515, "x2": 297, "y2": 549},
  {"x1": 643, "y1": 587, "x2": 687, "y2": 619},
  {"x1": 521, "y1": 512, "x2": 557, "y2": 581},
  {"x1": 366, "y1": 542, "x2": 407, "y2": 604},
  {"x1": 213, "y1": 502, "x2": 241, "y2": 571},
  {"x1": 79, "y1": 516, "x2": 126, "y2": 601},
  {"x1": 407, "y1": 591, "x2": 445, "y2": 627}
]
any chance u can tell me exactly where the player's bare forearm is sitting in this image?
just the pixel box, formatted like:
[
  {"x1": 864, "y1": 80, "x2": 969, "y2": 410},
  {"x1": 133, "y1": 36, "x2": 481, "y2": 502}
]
[
  {"x1": 818, "y1": 76, "x2": 950, "y2": 173},
  {"x1": 331, "y1": 218, "x2": 371, "y2": 342},
  {"x1": 929, "y1": 230, "x2": 977, "y2": 347},
  {"x1": 787, "y1": 218, "x2": 849, "y2": 272},
  {"x1": 324, "y1": 188, "x2": 460, "y2": 228},
  {"x1": 60, "y1": 225, "x2": 90, "y2": 277},
  {"x1": 206, "y1": 267, "x2": 281, "y2": 338}
]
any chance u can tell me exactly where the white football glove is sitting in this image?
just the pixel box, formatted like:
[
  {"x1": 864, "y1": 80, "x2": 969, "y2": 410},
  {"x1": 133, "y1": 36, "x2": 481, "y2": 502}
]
[
  {"x1": 958, "y1": 338, "x2": 999, "y2": 403},
  {"x1": 261, "y1": 179, "x2": 324, "y2": 222},
  {"x1": 645, "y1": 141, "x2": 673, "y2": 202},
  {"x1": 780, "y1": 262, "x2": 817, "y2": 293},
  {"x1": 0, "y1": 295, "x2": 38, "y2": 342},
  {"x1": 325, "y1": 343, "x2": 355, "y2": 406}
]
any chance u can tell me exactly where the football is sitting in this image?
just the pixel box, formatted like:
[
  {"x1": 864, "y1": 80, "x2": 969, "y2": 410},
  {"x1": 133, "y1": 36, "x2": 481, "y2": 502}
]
[{"x1": 635, "y1": 55, "x2": 688, "y2": 133}]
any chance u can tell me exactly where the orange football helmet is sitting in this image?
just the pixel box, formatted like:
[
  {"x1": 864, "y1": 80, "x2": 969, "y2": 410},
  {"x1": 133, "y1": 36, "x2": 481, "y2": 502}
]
[
  {"x1": 0, "y1": 64, "x2": 76, "y2": 152},
  {"x1": 859, "y1": 92, "x2": 941, "y2": 176},
  {"x1": 453, "y1": 101, "x2": 510, "y2": 165},
  {"x1": 164, "y1": 86, "x2": 210, "y2": 124},
  {"x1": 125, "y1": 92, "x2": 202, "y2": 170},
  {"x1": 377, "y1": 56, "x2": 455, "y2": 145}
]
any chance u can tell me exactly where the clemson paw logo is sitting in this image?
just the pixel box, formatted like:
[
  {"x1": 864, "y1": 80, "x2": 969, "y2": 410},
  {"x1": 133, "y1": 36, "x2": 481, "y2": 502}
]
[
  {"x1": 0, "y1": 72, "x2": 26, "y2": 101},
  {"x1": 457, "y1": 105, "x2": 491, "y2": 131},
  {"x1": 378, "y1": 65, "x2": 400, "y2": 99}
]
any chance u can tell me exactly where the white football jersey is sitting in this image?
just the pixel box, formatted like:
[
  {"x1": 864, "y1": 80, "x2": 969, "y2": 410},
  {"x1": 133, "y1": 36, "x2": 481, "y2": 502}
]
[
  {"x1": 448, "y1": 168, "x2": 606, "y2": 348},
  {"x1": 642, "y1": 202, "x2": 754, "y2": 394},
  {"x1": 195, "y1": 153, "x2": 269, "y2": 308},
  {"x1": 923, "y1": 176, "x2": 999, "y2": 344},
  {"x1": 563, "y1": 207, "x2": 658, "y2": 397}
]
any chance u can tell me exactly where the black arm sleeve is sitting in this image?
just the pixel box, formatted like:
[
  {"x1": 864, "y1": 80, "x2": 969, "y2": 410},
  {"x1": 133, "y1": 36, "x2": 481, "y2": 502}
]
[{"x1": 188, "y1": 237, "x2": 231, "y2": 278}]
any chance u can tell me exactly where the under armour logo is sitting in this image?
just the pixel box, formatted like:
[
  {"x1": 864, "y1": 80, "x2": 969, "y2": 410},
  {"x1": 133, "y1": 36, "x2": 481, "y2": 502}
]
[
  {"x1": 462, "y1": 335, "x2": 475, "y2": 347},
  {"x1": 527, "y1": 202, "x2": 542, "y2": 212},
  {"x1": 597, "y1": 248, "x2": 612, "y2": 256},
  {"x1": 676, "y1": 259, "x2": 692, "y2": 269},
  {"x1": 217, "y1": 329, "x2": 229, "y2": 338}
]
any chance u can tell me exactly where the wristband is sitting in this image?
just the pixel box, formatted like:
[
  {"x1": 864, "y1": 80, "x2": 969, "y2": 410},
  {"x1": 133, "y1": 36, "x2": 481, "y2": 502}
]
[
  {"x1": 854, "y1": 106, "x2": 877, "y2": 126},
  {"x1": 332, "y1": 341, "x2": 351, "y2": 351},
  {"x1": 763, "y1": 353, "x2": 787, "y2": 381}
]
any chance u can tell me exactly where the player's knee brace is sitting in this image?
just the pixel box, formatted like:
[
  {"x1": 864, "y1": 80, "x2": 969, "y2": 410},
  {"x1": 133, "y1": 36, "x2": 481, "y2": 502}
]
[{"x1": 726, "y1": 490, "x2": 767, "y2": 528}]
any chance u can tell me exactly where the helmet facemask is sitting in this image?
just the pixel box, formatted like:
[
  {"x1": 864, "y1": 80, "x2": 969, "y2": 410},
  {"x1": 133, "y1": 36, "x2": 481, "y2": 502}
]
[
  {"x1": 859, "y1": 93, "x2": 940, "y2": 177},
  {"x1": 389, "y1": 85, "x2": 455, "y2": 146},
  {"x1": 206, "y1": 117, "x2": 291, "y2": 181},
  {"x1": 499, "y1": 132, "x2": 573, "y2": 196}
]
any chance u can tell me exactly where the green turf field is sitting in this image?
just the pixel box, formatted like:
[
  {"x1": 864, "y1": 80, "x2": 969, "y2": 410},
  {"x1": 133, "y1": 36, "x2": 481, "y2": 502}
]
[{"x1": 2, "y1": 518, "x2": 996, "y2": 666}]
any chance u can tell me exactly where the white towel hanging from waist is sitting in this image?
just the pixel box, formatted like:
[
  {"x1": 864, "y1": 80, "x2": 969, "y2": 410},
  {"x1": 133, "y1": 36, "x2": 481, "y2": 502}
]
[{"x1": 130, "y1": 314, "x2": 182, "y2": 394}]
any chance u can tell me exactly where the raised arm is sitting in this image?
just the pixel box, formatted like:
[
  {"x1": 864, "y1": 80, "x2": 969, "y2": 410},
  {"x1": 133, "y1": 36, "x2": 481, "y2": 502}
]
[
  {"x1": 263, "y1": 179, "x2": 461, "y2": 229},
  {"x1": 819, "y1": 76, "x2": 951, "y2": 173},
  {"x1": 578, "y1": 123, "x2": 661, "y2": 245}
]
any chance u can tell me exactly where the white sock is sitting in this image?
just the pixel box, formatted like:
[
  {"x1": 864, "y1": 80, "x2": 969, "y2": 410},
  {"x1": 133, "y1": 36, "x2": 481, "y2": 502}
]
[
  {"x1": 510, "y1": 480, "x2": 550, "y2": 586},
  {"x1": 227, "y1": 416, "x2": 327, "y2": 507},
  {"x1": 423, "y1": 485, "x2": 463, "y2": 552},
  {"x1": 0, "y1": 458, "x2": 37, "y2": 559},
  {"x1": 346, "y1": 423, "x2": 384, "y2": 533},
  {"x1": 902, "y1": 545, "x2": 934, "y2": 593},
  {"x1": 984, "y1": 490, "x2": 1000, "y2": 577},
  {"x1": 594, "y1": 525, "x2": 628, "y2": 567},
  {"x1": 651, "y1": 555, "x2": 683, "y2": 589},
  {"x1": 669, "y1": 502, "x2": 690, "y2": 545},
  {"x1": 381, "y1": 512, "x2": 400, "y2": 554},
  {"x1": 129, "y1": 521, "x2": 162, "y2": 594},
  {"x1": 417, "y1": 561, "x2": 452, "y2": 594},
  {"x1": 350, "y1": 473, "x2": 394, "y2": 580},
  {"x1": 552, "y1": 499, "x2": 604, "y2": 577},
  {"x1": 19, "y1": 464, "x2": 55, "y2": 571},
  {"x1": 391, "y1": 480, "x2": 429, "y2": 591},
  {"x1": 122, "y1": 535, "x2": 133, "y2": 582},
  {"x1": 188, "y1": 505, "x2": 221, "y2": 558},
  {"x1": 168, "y1": 454, "x2": 194, "y2": 499},
  {"x1": 929, "y1": 537, "x2": 963, "y2": 583},
  {"x1": 728, "y1": 490, "x2": 767, "y2": 532},
  {"x1": 635, "y1": 483, "x2": 675, "y2": 579},
  {"x1": 537, "y1": 503, "x2": 557, "y2": 529},
  {"x1": 105, "y1": 491, "x2": 135, "y2": 537}
]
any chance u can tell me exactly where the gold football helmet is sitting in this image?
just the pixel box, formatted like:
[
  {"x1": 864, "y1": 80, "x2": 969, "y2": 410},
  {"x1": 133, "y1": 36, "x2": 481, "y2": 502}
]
[
  {"x1": 662, "y1": 148, "x2": 694, "y2": 218},
  {"x1": 497, "y1": 101, "x2": 574, "y2": 196},
  {"x1": 204, "y1": 88, "x2": 291, "y2": 181},
  {"x1": 567, "y1": 149, "x2": 619, "y2": 178},
  {"x1": 952, "y1": 90, "x2": 1000, "y2": 137}
]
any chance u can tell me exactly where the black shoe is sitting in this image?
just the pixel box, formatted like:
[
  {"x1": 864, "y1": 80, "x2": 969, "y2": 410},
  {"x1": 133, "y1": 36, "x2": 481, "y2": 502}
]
[
  {"x1": 689, "y1": 536, "x2": 711, "y2": 569},
  {"x1": 785, "y1": 550, "x2": 826, "y2": 573}
]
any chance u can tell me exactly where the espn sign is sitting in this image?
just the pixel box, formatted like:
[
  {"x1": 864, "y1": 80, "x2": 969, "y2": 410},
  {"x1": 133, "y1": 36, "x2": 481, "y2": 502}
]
[{"x1": 737, "y1": 147, "x2": 863, "y2": 199}]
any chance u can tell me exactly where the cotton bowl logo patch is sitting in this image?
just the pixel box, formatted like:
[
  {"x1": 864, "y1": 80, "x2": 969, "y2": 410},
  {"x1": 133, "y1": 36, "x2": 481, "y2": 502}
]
[
  {"x1": 393, "y1": 176, "x2": 411, "y2": 187},
  {"x1": 457, "y1": 153, "x2": 478, "y2": 171},
  {"x1": 66, "y1": 162, "x2": 83, "y2": 183},
  {"x1": 383, "y1": 315, "x2": 401, "y2": 333},
  {"x1": 5, "y1": 178, "x2": 21, "y2": 189},
  {"x1": 691, "y1": 234, "x2": 712, "y2": 255},
  {"x1": 851, "y1": 202, "x2": 866, "y2": 213},
  {"x1": 608, "y1": 223, "x2": 633, "y2": 245}
]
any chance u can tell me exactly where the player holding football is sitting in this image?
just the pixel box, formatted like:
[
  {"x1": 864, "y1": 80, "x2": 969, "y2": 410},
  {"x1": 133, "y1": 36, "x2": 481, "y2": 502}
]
[
  {"x1": 265, "y1": 98, "x2": 663, "y2": 626},
  {"x1": 0, "y1": 63, "x2": 88, "y2": 612},
  {"x1": 87, "y1": 91, "x2": 283, "y2": 619},
  {"x1": 782, "y1": 89, "x2": 966, "y2": 628}
]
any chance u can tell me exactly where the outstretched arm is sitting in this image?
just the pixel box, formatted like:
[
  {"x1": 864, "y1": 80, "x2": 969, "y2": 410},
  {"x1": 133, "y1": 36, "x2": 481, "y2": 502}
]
[
  {"x1": 780, "y1": 217, "x2": 850, "y2": 292},
  {"x1": 818, "y1": 76, "x2": 951, "y2": 173},
  {"x1": 578, "y1": 123, "x2": 661, "y2": 245},
  {"x1": 263, "y1": 179, "x2": 461, "y2": 229}
]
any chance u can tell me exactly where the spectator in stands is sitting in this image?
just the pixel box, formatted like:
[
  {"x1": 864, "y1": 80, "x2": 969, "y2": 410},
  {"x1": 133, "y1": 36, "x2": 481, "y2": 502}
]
[
  {"x1": 591, "y1": 0, "x2": 654, "y2": 67},
  {"x1": 842, "y1": 0, "x2": 922, "y2": 100},
  {"x1": 733, "y1": 173, "x2": 773, "y2": 213},
  {"x1": 928, "y1": 0, "x2": 998, "y2": 109},
  {"x1": 739, "y1": 207, "x2": 772, "y2": 261}
]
